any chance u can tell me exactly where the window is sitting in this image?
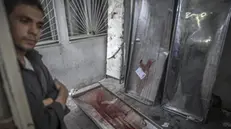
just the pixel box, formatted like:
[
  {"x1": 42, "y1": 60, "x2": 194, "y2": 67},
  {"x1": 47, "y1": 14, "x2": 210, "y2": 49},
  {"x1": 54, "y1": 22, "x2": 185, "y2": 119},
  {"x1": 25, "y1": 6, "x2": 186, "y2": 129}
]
[
  {"x1": 38, "y1": 0, "x2": 58, "y2": 45},
  {"x1": 65, "y1": 0, "x2": 108, "y2": 39}
]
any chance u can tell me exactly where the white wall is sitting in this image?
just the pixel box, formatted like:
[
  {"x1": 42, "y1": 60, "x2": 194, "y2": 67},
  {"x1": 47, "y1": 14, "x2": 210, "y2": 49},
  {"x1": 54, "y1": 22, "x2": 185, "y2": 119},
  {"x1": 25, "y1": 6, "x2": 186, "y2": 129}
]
[
  {"x1": 36, "y1": 36, "x2": 107, "y2": 90},
  {"x1": 106, "y1": 0, "x2": 124, "y2": 79}
]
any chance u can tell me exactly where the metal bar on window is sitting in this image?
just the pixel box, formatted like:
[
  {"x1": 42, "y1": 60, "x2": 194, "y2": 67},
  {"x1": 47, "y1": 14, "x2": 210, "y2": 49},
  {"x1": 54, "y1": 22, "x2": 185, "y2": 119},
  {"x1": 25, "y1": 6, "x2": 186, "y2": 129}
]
[
  {"x1": 43, "y1": 8, "x2": 54, "y2": 19},
  {"x1": 42, "y1": 16, "x2": 55, "y2": 27},
  {"x1": 40, "y1": 0, "x2": 45, "y2": 4},
  {"x1": 98, "y1": 18, "x2": 108, "y2": 29},
  {"x1": 83, "y1": 0, "x2": 90, "y2": 33},
  {"x1": 91, "y1": 0, "x2": 97, "y2": 30},
  {"x1": 41, "y1": 22, "x2": 56, "y2": 33},
  {"x1": 98, "y1": 29, "x2": 107, "y2": 34},
  {"x1": 69, "y1": 33, "x2": 107, "y2": 41},
  {"x1": 95, "y1": 0, "x2": 102, "y2": 30},
  {"x1": 87, "y1": 0, "x2": 92, "y2": 32},
  {"x1": 38, "y1": 0, "x2": 58, "y2": 44},
  {"x1": 93, "y1": 0, "x2": 98, "y2": 32},
  {"x1": 65, "y1": 0, "x2": 108, "y2": 37},
  {"x1": 98, "y1": 24, "x2": 108, "y2": 33},
  {"x1": 71, "y1": 23, "x2": 87, "y2": 33},
  {"x1": 69, "y1": 3, "x2": 87, "y2": 30},
  {"x1": 71, "y1": 0, "x2": 87, "y2": 31},
  {"x1": 89, "y1": 0, "x2": 93, "y2": 32},
  {"x1": 40, "y1": 29, "x2": 57, "y2": 37},
  {"x1": 52, "y1": 0, "x2": 60, "y2": 41},
  {"x1": 74, "y1": 0, "x2": 85, "y2": 17},
  {"x1": 40, "y1": 34, "x2": 58, "y2": 41},
  {"x1": 97, "y1": 18, "x2": 108, "y2": 33},
  {"x1": 71, "y1": 26, "x2": 87, "y2": 34},
  {"x1": 98, "y1": 27, "x2": 108, "y2": 34},
  {"x1": 36, "y1": 40, "x2": 58, "y2": 46},
  {"x1": 48, "y1": 1, "x2": 56, "y2": 40},
  {"x1": 96, "y1": 0, "x2": 108, "y2": 30},
  {"x1": 42, "y1": 0, "x2": 52, "y2": 11},
  {"x1": 97, "y1": 0, "x2": 108, "y2": 21},
  {"x1": 95, "y1": 0, "x2": 99, "y2": 31},
  {"x1": 72, "y1": 0, "x2": 89, "y2": 32},
  {"x1": 97, "y1": 10, "x2": 108, "y2": 29},
  {"x1": 66, "y1": 0, "x2": 74, "y2": 36},
  {"x1": 69, "y1": 16, "x2": 86, "y2": 32},
  {"x1": 69, "y1": 9, "x2": 86, "y2": 30},
  {"x1": 71, "y1": 0, "x2": 86, "y2": 25}
]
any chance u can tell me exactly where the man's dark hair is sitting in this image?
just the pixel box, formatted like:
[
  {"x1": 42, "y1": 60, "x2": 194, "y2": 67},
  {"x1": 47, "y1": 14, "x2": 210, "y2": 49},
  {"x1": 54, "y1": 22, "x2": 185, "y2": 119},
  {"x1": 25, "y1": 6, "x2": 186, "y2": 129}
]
[{"x1": 4, "y1": 0, "x2": 44, "y2": 15}]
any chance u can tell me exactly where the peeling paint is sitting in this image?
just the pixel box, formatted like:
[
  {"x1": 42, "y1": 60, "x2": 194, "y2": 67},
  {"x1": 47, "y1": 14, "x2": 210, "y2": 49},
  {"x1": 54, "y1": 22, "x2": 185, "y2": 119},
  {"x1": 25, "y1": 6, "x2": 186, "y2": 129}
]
[{"x1": 106, "y1": 0, "x2": 124, "y2": 79}]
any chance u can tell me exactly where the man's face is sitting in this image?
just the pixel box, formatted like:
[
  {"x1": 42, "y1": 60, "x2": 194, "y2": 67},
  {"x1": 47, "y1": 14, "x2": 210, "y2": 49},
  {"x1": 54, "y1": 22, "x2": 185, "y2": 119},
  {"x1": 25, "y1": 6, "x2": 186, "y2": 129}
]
[{"x1": 9, "y1": 4, "x2": 44, "y2": 51}]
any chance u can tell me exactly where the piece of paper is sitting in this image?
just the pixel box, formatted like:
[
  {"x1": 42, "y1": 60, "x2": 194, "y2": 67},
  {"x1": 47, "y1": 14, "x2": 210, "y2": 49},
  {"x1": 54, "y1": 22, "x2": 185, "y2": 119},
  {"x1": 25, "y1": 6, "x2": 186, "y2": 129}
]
[
  {"x1": 161, "y1": 122, "x2": 169, "y2": 128},
  {"x1": 136, "y1": 67, "x2": 146, "y2": 80}
]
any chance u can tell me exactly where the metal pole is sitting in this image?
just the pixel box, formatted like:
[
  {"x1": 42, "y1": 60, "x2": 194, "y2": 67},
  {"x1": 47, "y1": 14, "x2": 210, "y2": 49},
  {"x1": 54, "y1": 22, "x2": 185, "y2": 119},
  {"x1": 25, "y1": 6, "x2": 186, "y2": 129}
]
[{"x1": 124, "y1": 0, "x2": 138, "y2": 91}]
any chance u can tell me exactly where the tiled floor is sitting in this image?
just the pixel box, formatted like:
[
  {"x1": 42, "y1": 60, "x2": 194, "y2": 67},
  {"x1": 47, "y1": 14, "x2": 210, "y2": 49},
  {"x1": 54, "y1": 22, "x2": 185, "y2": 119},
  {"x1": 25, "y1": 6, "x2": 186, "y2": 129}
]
[{"x1": 64, "y1": 78, "x2": 231, "y2": 129}]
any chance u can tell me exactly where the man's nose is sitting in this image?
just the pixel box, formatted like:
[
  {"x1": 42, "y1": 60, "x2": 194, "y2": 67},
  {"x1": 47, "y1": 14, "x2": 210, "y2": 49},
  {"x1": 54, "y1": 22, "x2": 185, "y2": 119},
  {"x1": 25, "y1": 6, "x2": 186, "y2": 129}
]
[{"x1": 28, "y1": 24, "x2": 39, "y2": 36}]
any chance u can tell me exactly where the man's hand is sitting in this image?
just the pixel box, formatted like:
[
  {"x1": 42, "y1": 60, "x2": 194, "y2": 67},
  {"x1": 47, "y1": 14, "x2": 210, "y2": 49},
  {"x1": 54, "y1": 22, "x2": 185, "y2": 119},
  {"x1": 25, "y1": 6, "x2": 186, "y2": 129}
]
[
  {"x1": 54, "y1": 79, "x2": 68, "y2": 105},
  {"x1": 43, "y1": 98, "x2": 54, "y2": 106}
]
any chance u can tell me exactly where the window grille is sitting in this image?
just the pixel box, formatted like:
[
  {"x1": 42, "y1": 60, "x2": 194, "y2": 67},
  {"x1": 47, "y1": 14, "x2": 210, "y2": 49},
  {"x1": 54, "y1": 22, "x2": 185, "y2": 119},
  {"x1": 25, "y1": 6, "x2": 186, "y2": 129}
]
[
  {"x1": 39, "y1": 0, "x2": 58, "y2": 44},
  {"x1": 65, "y1": 0, "x2": 108, "y2": 38}
]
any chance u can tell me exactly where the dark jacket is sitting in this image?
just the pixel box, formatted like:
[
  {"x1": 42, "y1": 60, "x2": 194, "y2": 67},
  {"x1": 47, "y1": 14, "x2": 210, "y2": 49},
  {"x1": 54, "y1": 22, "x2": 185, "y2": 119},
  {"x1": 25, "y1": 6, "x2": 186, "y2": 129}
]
[{"x1": 19, "y1": 50, "x2": 68, "y2": 129}]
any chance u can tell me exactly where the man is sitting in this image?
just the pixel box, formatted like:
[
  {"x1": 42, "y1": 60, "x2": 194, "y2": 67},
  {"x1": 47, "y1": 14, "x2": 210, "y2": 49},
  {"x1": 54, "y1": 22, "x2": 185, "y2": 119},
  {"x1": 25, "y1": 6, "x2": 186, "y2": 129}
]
[{"x1": 3, "y1": 0, "x2": 69, "y2": 129}]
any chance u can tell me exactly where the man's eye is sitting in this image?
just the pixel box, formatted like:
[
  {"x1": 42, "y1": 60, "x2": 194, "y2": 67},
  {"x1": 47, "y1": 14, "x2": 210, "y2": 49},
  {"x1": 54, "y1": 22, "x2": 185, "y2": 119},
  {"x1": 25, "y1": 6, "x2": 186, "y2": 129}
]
[
  {"x1": 37, "y1": 25, "x2": 43, "y2": 29},
  {"x1": 20, "y1": 18, "x2": 29, "y2": 24}
]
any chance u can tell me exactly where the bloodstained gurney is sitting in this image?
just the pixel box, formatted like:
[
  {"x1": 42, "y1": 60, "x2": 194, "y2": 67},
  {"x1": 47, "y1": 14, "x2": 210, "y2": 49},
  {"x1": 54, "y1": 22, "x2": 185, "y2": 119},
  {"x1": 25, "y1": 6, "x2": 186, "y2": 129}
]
[{"x1": 72, "y1": 84, "x2": 162, "y2": 129}]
